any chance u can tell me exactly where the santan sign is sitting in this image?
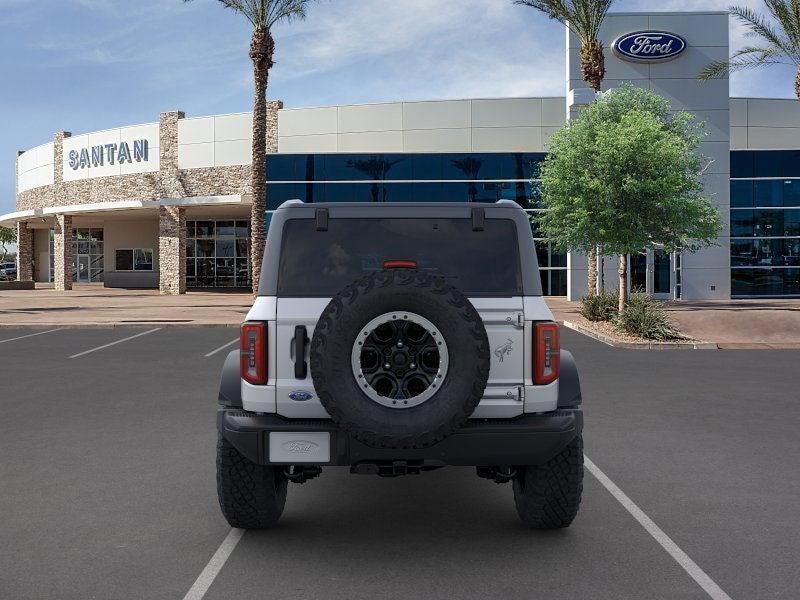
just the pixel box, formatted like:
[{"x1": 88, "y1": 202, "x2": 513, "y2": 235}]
[
  {"x1": 613, "y1": 31, "x2": 687, "y2": 62},
  {"x1": 68, "y1": 139, "x2": 149, "y2": 170}
]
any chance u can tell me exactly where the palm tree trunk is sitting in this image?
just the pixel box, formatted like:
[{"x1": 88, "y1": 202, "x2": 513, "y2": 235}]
[
  {"x1": 580, "y1": 40, "x2": 605, "y2": 93},
  {"x1": 249, "y1": 29, "x2": 274, "y2": 294},
  {"x1": 618, "y1": 254, "x2": 628, "y2": 314},
  {"x1": 796, "y1": 67, "x2": 800, "y2": 102},
  {"x1": 580, "y1": 39, "x2": 604, "y2": 296}
]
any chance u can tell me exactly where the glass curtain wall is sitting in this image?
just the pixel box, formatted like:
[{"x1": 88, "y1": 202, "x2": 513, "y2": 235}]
[
  {"x1": 731, "y1": 151, "x2": 800, "y2": 297},
  {"x1": 265, "y1": 153, "x2": 568, "y2": 295},
  {"x1": 186, "y1": 220, "x2": 251, "y2": 288}
]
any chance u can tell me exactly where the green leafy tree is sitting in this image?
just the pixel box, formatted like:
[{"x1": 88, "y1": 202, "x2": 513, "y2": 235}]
[
  {"x1": 514, "y1": 0, "x2": 616, "y2": 294},
  {"x1": 699, "y1": 2, "x2": 800, "y2": 100},
  {"x1": 0, "y1": 226, "x2": 15, "y2": 263},
  {"x1": 536, "y1": 85, "x2": 722, "y2": 313},
  {"x1": 184, "y1": 0, "x2": 314, "y2": 292}
]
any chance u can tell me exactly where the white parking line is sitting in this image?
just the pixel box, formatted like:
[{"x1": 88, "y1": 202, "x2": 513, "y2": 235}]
[
  {"x1": 0, "y1": 328, "x2": 63, "y2": 344},
  {"x1": 182, "y1": 528, "x2": 244, "y2": 600},
  {"x1": 68, "y1": 328, "x2": 162, "y2": 359},
  {"x1": 585, "y1": 455, "x2": 733, "y2": 600},
  {"x1": 205, "y1": 338, "x2": 239, "y2": 358}
]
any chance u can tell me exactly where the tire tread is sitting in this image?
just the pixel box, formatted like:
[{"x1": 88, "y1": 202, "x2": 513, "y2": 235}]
[
  {"x1": 216, "y1": 434, "x2": 288, "y2": 529},
  {"x1": 512, "y1": 435, "x2": 584, "y2": 529},
  {"x1": 310, "y1": 269, "x2": 490, "y2": 450}
]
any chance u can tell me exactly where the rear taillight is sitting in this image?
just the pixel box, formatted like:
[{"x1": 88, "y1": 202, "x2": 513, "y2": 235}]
[
  {"x1": 240, "y1": 322, "x2": 267, "y2": 385},
  {"x1": 533, "y1": 322, "x2": 560, "y2": 385}
]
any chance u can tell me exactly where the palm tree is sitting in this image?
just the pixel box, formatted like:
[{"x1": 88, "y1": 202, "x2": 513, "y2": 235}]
[
  {"x1": 699, "y1": 2, "x2": 800, "y2": 101},
  {"x1": 515, "y1": 0, "x2": 615, "y2": 296},
  {"x1": 515, "y1": 0, "x2": 614, "y2": 92},
  {"x1": 185, "y1": 0, "x2": 313, "y2": 293}
]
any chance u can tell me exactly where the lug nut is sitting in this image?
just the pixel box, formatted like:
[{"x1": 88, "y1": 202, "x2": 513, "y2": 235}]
[
  {"x1": 410, "y1": 363, "x2": 416, "y2": 369},
  {"x1": 397, "y1": 341, "x2": 404, "y2": 348},
  {"x1": 384, "y1": 363, "x2": 391, "y2": 369}
]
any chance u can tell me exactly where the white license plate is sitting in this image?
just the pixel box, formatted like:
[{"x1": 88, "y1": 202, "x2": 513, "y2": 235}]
[{"x1": 269, "y1": 432, "x2": 330, "y2": 463}]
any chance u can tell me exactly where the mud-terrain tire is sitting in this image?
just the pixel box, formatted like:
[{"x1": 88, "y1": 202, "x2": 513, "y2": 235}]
[
  {"x1": 310, "y1": 268, "x2": 490, "y2": 449},
  {"x1": 512, "y1": 434, "x2": 584, "y2": 529},
  {"x1": 217, "y1": 434, "x2": 288, "y2": 529}
]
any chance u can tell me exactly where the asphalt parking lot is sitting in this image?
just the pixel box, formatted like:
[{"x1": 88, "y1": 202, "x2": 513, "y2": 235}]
[{"x1": 1, "y1": 327, "x2": 798, "y2": 599}]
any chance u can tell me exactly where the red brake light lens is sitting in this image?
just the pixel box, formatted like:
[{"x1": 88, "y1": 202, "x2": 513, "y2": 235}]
[
  {"x1": 383, "y1": 259, "x2": 418, "y2": 269},
  {"x1": 533, "y1": 322, "x2": 560, "y2": 385},
  {"x1": 240, "y1": 322, "x2": 267, "y2": 385}
]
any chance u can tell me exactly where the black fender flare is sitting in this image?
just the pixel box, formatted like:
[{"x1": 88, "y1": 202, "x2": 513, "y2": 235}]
[
  {"x1": 558, "y1": 350, "x2": 582, "y2": 408},
  {"x1": 218, "y1": 350, "x2": 243, "y2": 408}
]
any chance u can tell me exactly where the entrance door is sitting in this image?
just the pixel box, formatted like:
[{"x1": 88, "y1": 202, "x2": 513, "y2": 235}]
[
  {"x1": 630, "y1": 252, "x2": 648, "y2": 293},
  {"x1": 77, "y1": 256, "x2": 90, "y2": 282},
  {"x1": 626, "y1": 249, "x2": 673, "y2": 299},
  {"x1": 652, "y1": 249, "x2": 672, "y2": 299}
]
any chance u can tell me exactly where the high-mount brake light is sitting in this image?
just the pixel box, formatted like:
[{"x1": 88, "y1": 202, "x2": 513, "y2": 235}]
[
  {"x1": 240, "y1": 322, "x2": 267, "y2": 385},
  {"x1": 533, "y1": 322, "x2": 560, "y2": 385},
  {"x1": 382, "y1": 259, "x2": 418, "y2": 269}
]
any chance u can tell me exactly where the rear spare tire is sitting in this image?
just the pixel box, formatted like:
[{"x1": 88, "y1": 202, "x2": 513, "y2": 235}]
[{"x1": 310, "y1": 269, "x2": 490, "y2": 449}]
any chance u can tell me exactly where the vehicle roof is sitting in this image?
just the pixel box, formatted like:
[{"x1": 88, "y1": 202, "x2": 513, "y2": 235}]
[{"x1": 275, "y1": 200, "x2": 522, "y2": 211}]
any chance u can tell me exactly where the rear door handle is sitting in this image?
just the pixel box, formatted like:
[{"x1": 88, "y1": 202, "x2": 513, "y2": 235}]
[{"x1": 294, "y1": 326, "x2": 308, "y2": 379}]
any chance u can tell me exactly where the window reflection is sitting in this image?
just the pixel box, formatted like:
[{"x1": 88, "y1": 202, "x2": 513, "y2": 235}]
[
  {"x1": 187, "y1": 220, "x2": 250, "y2": 288},
  {"x1": 730, "y1": 149, "x2": 800, "y2": 297},
  {"x1": 266, "y1": 152, "x2": 546, "y2": 182}
]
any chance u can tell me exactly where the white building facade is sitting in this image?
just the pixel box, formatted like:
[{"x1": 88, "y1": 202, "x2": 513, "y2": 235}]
[{"x1": 3, "y1": 11, "x2": 799, "y2": 299}]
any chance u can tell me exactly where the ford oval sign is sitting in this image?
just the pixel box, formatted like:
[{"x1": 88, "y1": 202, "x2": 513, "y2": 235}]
[
  {"x1": 289, "y1": 390, "x2": 313, "y2": 402},
  {"x1": 613, "y1": 31, "x2": 687, "y2": 63}
]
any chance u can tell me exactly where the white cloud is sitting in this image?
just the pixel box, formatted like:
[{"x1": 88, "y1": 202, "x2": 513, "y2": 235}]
[{"x1": 268, "y1": 0, "x2": 566, "y2": 102}]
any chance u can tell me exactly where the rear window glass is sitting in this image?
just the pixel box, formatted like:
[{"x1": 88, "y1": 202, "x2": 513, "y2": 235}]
[{"x1": 277, "y1": 218, "x2": 522, "y2": 296}]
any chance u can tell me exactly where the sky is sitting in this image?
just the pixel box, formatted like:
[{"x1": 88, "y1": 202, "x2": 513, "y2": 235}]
[{"x1": 0, "y1": 0, "x2": 797, "y2": 216}]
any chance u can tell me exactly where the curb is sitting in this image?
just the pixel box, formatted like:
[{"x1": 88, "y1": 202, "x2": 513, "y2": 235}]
[{"x1": 562, "y1": 321, "x2": 718, "y2": 350}]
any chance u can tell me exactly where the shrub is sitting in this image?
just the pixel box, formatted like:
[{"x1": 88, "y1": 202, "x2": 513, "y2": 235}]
[
  {"x1": 579, "y1": 290, "x2": 619, "y2": 322},
  {"x1": 614, "y1": 294, "x2": 684, "y2": 340}
]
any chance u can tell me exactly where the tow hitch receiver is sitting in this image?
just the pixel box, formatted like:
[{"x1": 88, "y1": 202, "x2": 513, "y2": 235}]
[
  {"x1": 476, "y1": 466, "x2": 518, "y2": 484},
  {"x1": 351, "y1": 461, "x2": 436, "y2": 477},
  {"x1": 284, "y1": 465, "x2": 322, "y2": 484}
]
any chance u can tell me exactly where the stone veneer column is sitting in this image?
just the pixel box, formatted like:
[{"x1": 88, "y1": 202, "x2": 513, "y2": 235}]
[
  {"x1": 16, "y1": 221, "x2": 33, "y2": 282},
  {"x1": 158, "y1": 111, "x2": 187, "y2": 295},
  {"x1": 159, "y1": 111, "x2": 186, "y2": 199},
  {"x1": 53, "y1": 214, "x2": 73, "y2": 291},
  {"x1": 159, "y1": 205, "x2": 186, "y2": 295},
  {"x1": 53, "y1": 132, "x2": 71, "y2": 216},
  {"x1": 265, "y1": 100, "x2": 282, "y2": 154}
]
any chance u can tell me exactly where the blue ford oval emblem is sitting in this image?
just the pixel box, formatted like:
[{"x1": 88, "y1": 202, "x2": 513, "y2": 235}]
[
  {"x1": 613, "y1": 31, "x2": 686, "y2": 62},
  {"x1": 289, "y1": 390, "x2": 313, "y2": 402}
]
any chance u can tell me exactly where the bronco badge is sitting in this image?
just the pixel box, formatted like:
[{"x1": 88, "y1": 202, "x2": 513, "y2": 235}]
[{"x1": 494, "y1": 338, "x2": 514, "y2": 363}]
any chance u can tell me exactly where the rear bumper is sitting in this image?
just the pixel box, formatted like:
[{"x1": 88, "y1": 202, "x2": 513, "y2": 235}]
[{"x1": 217, "y1": 408, "x2": 583, "y2": 468}]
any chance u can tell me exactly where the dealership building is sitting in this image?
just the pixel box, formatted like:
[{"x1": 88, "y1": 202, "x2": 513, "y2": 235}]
[{"x1": 3, "y1": 10, "x2": 800, "y2": 299}]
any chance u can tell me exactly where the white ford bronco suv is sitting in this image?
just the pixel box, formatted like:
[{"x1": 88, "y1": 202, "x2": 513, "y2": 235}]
[{"x1": 216, "y1": 200, "x2": 584, "y2": 529}]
